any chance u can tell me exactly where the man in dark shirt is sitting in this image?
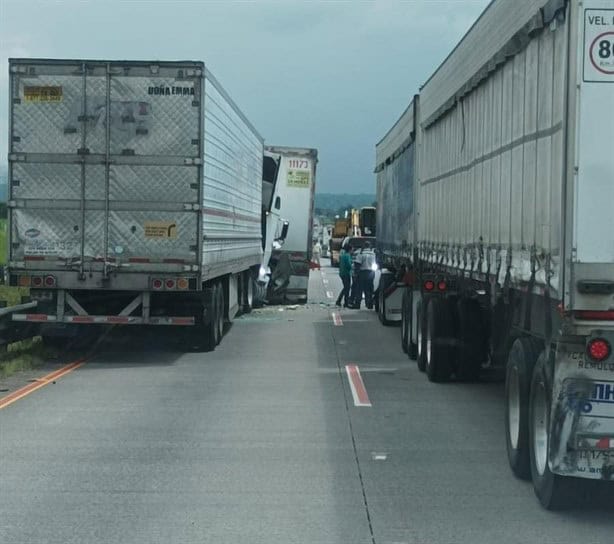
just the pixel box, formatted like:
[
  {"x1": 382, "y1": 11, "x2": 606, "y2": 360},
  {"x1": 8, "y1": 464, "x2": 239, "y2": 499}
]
[{"x1": 335, "y1": 244, "x2": 352, "y2": 307}]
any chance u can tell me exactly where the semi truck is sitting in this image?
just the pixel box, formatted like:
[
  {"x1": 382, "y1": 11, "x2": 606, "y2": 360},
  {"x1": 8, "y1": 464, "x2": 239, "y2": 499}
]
[
  {"x1": 374, "y1": 0, "x2": 614, "y2": 509},
  {"x1": 263, "y1": 146, "x2": 317, "y2": 304},
  {"x1": 6, "y1": 58, "x2": 264, "y2": 351}
]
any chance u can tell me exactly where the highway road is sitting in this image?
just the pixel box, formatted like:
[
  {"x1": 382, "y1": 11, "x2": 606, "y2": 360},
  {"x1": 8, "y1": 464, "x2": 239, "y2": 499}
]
[{"x1": 1, "y1": 266, "x2": 613, "y2": 544}]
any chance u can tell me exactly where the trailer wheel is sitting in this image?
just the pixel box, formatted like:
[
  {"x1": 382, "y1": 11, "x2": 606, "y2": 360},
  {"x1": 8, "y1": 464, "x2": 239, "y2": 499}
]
[
  {"x1": 187, "y1": 300, "x2": 216, "y2": 353},
  {"x1": 416, "y1": 299, "x2": 427, "y2": 372},
  {"x1": 401, "y1": 290, "x2": 409, "y2": 354},
  {"x1": 243, "y1": 272, "x2": 254, "y2": 313},
  {"x1": 407, "y1": 290, "x2": 417, "y2": 359},
  {"x1": 377, "y1": 276, "x2": 395, "y2": 326},
  {"x1": 505, "y1": 337, "x2": 542, "y2": 480},
  {"x1": 425, "y1": 297, "x2": 454, "y2": 382},
  {"x1": 529, "y1": 352, "x2": 577, "y2": 509},
  {"x1": 455, "y1": 299, "x2": 486, "y2": 381}
]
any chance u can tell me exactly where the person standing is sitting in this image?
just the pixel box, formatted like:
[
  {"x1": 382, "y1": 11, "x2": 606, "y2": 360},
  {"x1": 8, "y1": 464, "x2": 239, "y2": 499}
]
[
  {"x1": 312, "y1": 240, "x2": 322, "y2": 269},
  {"x1": 349, "y1": 244, "x2": 362, "y2": 307},
  {"x1": 335, "y1": 244, "x2": 352, "y2": 307},
  {"x1": 355, "y1": 242, "x2": 376, "y2": 309}
]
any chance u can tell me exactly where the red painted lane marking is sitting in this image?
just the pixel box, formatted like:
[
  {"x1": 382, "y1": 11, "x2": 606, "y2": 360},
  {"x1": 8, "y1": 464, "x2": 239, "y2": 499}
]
[
  {"x1": 332, "y1": 311, "x2": 343, "y2": 326},
  {"x1": 345, "y1": 364, "x2": 371, "y2": 407},
  {"x1": 0, "y1": 359, "x2": 86, "y2": 410}
]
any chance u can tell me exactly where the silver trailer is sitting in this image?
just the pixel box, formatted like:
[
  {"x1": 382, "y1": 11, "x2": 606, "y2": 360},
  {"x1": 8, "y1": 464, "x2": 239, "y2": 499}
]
[
  {"x1": 6, "y1": 58, "x2": 263, "y2": 350},
  {"x1": 375, "y1": 0, "x2": 614, "y2": 508}
]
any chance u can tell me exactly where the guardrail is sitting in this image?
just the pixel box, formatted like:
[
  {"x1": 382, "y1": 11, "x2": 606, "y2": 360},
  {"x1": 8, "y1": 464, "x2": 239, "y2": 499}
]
[{"x1": 0, "y1": 301, "x2": 38, "y2": 352}]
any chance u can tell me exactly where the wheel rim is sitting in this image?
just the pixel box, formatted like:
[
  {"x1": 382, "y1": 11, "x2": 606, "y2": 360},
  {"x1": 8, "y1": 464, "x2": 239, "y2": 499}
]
[
  {"x1": 533, "y1": 381, "x2": 549, "y2": 476},
  {"x1": 417, "y1": 314, "x2": 423, "y2": 359},
  {"x1": 246, "y1": 276, "x2": 253, "y2": 308},
  {"x1": 507, "y1": 366, "x2": 521, "y2": 450}
]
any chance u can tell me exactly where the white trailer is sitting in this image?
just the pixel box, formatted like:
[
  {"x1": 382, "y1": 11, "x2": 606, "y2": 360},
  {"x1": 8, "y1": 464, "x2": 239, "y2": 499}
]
[
  {"x1": 375, "y1": 0, "x2": 614, "y2": 508},
  {"x1": 7, "y1": 58, "x2": 263, "y2": 350},
  {"x1": 263, "y1": 146, "x2": 317, "y2": 304}
]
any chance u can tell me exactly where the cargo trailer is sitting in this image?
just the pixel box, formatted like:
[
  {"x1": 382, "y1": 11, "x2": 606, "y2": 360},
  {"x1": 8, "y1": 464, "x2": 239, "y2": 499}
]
[
  {"x1": 374, "y1": 0, "x2": 614, "y2": 508},
  {"x1": 6, "y1": 58, "x2": 264, "y2": 351}
]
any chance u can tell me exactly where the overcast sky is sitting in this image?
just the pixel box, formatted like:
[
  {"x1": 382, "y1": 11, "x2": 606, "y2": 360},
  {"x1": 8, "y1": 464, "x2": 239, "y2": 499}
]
[{"x1": 0, "y1": 0, "x2": 489, "y2": 194}]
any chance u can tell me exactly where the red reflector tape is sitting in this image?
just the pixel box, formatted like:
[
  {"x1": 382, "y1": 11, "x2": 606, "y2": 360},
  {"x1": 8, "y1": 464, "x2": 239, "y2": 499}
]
[
  {"x1": 171, "y1": 317, "x2": 194, "y2": 325},
  {"x1": 596, "y1": 437, "x2": 612, "y2": 450},
  {"x1": 574, "y1": 311, "x2": 614, "y2": 320},
  {"x1": 71, "y1": 316, "x2": 94, "y2": 323},
  {"x1": 26, "y1": 314, "x2": 48, "y2": 321},
  {"x1": 107, "y1": 316, "x2": 130, "y2": 323}
]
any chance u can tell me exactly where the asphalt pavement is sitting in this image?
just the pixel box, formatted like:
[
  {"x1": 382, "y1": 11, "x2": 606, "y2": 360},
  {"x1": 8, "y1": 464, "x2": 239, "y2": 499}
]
[{"x1": 1, "y1": 265, "x2": 613, "y2": 544}]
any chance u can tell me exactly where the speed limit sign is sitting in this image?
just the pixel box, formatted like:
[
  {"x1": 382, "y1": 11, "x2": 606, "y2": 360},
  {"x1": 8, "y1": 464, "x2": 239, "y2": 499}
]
[{"x1": 584, "y1": 8, "x2": 614, "y2": 82}]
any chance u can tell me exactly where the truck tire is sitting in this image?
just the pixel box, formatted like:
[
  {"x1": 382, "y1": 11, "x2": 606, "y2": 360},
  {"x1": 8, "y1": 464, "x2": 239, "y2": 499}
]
[
  {"x1": 187, "y1": 300, "x2": 217, "y2": 353},
  {"x1": 377, "y1": 280, "x2": 395, "y2": 326},
  {"x1": 505, "y1": 337, "x2": 542, "y2": 480},
  {"x1": 425, "y1": 297, "x2": 454, "y2": 382},
  {"x1": 407, "y1": 290, "x2": 417, "y2": 359},
  {"x1": 243, "y1": 272, "x2": 254, "y2": 313},
  {"x1": 416, "y1": 299, "x2": 427, "y2": 372},
  {"x1": 529, "y1": 352, "x2": 577, "y2": 509},
  {"x1": 215, "y1": 282, "x2": 224, "y2": 345},
  {"x1": 455, "y1": 299, "x2": 486, "y2": 381},
  {"x1": 401, "y1": 290, "x2": 409, "y2": 354}
]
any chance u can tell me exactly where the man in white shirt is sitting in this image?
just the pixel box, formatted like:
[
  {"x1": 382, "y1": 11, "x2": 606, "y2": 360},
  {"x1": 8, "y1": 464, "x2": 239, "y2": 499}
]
[{"x1": 354, "y1": 242, "x2": 376, "y2": 309}]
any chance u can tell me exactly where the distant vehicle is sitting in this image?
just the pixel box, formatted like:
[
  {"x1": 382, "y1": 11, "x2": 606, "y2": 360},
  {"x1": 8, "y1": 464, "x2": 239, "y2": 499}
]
[
  {"x1": 6, "y1": 58, "x2": 264, "y2": 352},
  {"x1": 359, "y1": 207, "x2": 376, "y2": 237},
  {"x1": 342, "y1": 235, "x2": 376, "y2": 253},
  {"x1": 263, "y1": 146, "x2": 317, "y2": 304},
  {"x1": 374, "y1": 0, "x2": 614, "y2": 510}
]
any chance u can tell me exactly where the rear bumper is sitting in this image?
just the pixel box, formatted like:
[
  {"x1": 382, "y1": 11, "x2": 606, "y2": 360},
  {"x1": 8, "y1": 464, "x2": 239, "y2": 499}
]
[
  {"x1": 550, "y1": 341, "x2": 614, "y2": 480},
  {"x1": 7, "y1": 268, "x2": 198, "y2": 291},
  {"x1": 12, "y1": 313, "x2": 194, "y2": 326}
]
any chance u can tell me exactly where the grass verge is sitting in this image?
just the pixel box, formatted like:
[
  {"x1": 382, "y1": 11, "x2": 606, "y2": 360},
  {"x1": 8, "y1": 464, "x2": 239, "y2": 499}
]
[
  {"x1": 0, "y1": 285, "x2": 29, "y2": 307},
  {"x1": 0, "y1": 337, "x2": 58, "y2": 379}
]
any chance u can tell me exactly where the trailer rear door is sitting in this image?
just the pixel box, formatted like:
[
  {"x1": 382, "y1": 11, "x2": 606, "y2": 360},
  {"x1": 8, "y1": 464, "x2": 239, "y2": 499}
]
[
  {"x1": 571, "y1": 2, "x2": 614, "y2": 310},
  {"x1": 573, "y1": 3, "x2": 614, "y2": 264},
  {"x1": 9, "y1": 60, "x2": 202, "y2": 272}
]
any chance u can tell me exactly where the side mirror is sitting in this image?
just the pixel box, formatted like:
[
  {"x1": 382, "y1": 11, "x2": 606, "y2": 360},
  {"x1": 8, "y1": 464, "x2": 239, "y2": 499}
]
[{"x1": 274, "y1": 196, "x2": 281, "y2": 210}]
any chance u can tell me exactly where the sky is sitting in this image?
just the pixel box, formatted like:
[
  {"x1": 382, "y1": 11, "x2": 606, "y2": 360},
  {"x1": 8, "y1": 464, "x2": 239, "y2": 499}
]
[{"x1": 0, "y1": 0, "x2": 489, "y2": 194}]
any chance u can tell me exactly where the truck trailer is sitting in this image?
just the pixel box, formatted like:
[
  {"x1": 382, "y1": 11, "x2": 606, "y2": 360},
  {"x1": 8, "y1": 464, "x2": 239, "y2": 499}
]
[
  {"x1": 6, "y1": 58, "x2": 264, "y2": 351},
  {"x1": 263, "y1": 146, "x2": 317, "y2": 304},
  {"x1": 374, "y1": 0, "x2": 614, "y2": 508}
]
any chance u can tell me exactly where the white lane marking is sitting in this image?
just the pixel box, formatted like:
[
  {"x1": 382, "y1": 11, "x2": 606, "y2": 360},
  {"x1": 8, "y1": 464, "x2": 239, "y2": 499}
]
[
  {"x1": 322, "y1": 278, "x2": 329, "y2": 285},
  {"x1": 345, "y1": 364, "x2": 372, "y2": 407},
  {"x1": 326, "y1": 291, "x2": 334, "y2": 299},
  {"x1": 331, "y1": 311, "x2": 343, "y2": 326}
]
